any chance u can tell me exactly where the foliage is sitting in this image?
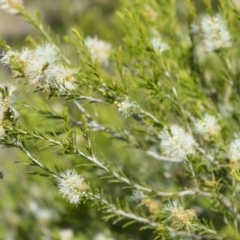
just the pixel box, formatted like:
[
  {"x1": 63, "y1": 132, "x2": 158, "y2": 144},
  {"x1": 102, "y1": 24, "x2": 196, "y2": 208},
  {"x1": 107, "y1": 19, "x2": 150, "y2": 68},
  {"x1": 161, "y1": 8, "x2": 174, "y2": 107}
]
[{"x1": 1, "y1": 0, "x2": 240, "y2": 239}]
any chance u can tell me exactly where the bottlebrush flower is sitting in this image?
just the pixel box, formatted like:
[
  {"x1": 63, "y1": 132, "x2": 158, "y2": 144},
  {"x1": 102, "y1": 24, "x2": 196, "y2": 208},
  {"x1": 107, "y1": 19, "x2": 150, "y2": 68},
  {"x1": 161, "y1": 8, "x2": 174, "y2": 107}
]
[
  {"x1": 193, "y1": 114, "x2": 221, "y2": 141},
  {"x1": 0, "y1": 0, "x2": 23, "y2": 14},
  {"x1": 56, "y1": 170, "x2": 89, "y2": 205},
  {"x1": 116, "y1": 97, "x2": 138, "y2": 118},
  {"x1": 1, "y1": 43, "x2": 77, "y2": 92},
  {"x1": 164, "y1": 200, "x2": 196, "y2": 230},
  {"x1": 85, "y1": 36, "x2": 112, "y2": 66},
  {"x1": 159, "y1": 124, "x2": 195, "y2": 160},
  {"x1": 47, "y1": 65, "x2": 77, "y2": 92},
  {"x1": 191, "y1": 13, "x2": 231, "y2": 53}
]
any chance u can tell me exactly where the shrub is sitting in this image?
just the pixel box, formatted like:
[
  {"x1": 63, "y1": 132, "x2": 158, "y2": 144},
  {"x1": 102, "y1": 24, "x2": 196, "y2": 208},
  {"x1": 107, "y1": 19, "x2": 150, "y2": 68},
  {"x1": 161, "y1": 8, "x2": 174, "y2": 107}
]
[{"x1": 1, "y1": 0, "x2": 240, "y2": 239}]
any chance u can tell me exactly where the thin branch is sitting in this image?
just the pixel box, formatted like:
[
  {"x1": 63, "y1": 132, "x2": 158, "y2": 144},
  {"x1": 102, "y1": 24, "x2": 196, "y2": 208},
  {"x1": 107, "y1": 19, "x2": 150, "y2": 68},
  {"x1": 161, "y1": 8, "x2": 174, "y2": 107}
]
[
  {"x1": 146, "y1": 150, "x2": 182, "y2": 162},
  {"x1": 16, "y1": 129, "x2": 215, "y2": 199},
  {"x1": 14, "y1": 140, "x2": 57, "y2": 177}
]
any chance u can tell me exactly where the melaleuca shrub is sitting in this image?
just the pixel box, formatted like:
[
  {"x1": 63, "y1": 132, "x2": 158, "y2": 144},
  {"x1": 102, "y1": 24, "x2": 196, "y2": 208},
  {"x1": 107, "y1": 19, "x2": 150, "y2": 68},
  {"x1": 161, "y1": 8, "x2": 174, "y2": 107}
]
[{"x1": 1, "y1": 0, "x2": 240, "y2": 239}]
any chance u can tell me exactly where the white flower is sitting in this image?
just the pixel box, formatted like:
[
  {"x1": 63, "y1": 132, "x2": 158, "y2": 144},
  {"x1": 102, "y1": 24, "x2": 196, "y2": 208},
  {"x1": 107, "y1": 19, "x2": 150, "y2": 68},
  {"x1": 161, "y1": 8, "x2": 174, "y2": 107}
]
[
  {"x1": 159, "y1": 124, "x2": 195, "y2": 160},
  {"x1": 116, "y1": 97, "x2": 138, "y2": 118},
  {"x1": 47, "y1": 65, "x2": 77, "y2": 92},
  {"x1": 150, "y1": 37, "x2": 169, "y2": 54},
  {"x1": 229, "y1": 139, "x2": 240, "y2": 161},
  {"x1": 56, "y1": 169, "x2": 89, "y2": 205},
  {"x1": 130, "y1": 190, "x2": 146, "y2": 202},
  {"x1": 1, "y1": 44, "x2": 78, "y2": 92},
  {"x1": 25, "y1": 44, "x2": 60, "y2": 88},
  {"x1": 59, "y1": 229, "x2": 74, "y2": 240},
  {"x1": 0, "y1": 50, "x2": 18, "y2": 66},
  {"x1": 1, "y1": 44, "x2": 77, "y2": 93},
  {"x1": 34, "y1": 44, "x2": 60, "y2": 63},
  {"x1": 1, "y1": 44, "x2": 61, "y2": 90},
  {"x1": 192, "y1": 13, "x2": 231, "y2": 53},
  {"x1": 85, "y1": 36, "x2": 112, "y2": 66},
  {"x1": 0, "y1": 48, "x2": 33, "y2": 70},
  {"x1": 193, "y1": 114, "x2": 221, "y2": 140},
  {"x1": 164, "y1": 200, "x2": 196, "y2": 230},
  {"x1": 0, "y1": 0, "x2": 23, "y2": 14}
]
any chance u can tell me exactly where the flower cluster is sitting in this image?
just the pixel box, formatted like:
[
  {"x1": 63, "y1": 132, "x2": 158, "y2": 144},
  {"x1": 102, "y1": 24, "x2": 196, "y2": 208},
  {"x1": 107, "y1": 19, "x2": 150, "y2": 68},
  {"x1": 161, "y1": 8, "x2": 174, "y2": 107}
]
[
  {"x1": 164, "y1": 200, "x2": 196, "y2": 230},
  {"x1": 159, "y1": 124, "x2": 195, "y2": 160},
  {"x1": 85, "y1": 36, "x2": 112, "y2": 66},
  {"x1": 56, "y1": 169, "x2": 89, "y2": 205},
  {"x1": 0, "y1": 84, "x2": 18, "y2": 137},
  {"x1": 115, "y1": 97, "x2": 139, "y2": 118},
  {"x1": 193, "y1": 114, "x2": 221, "y2": 141},
  {"x1": 0, "y1": 0, "x2": 23, "y2": 14},
  {"x1": 228, "y1": 139, "x2": 240, "y2": 162},
  {"x1": 1, "y1": 43, "x2": 77, "y2": 92},
  {"x1": 191, "y1": 13, "x2": 232, "y2": 53}
]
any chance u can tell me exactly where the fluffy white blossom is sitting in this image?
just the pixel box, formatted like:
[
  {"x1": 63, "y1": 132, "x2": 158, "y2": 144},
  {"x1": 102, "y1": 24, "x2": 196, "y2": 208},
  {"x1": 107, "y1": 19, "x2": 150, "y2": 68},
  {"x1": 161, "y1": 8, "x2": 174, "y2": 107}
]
[
  {"x1": 164, "y1": 200, "x2": 196, "y2": 230},
  {"x1": 116, "y1": 97, "x2": 138, "y2": 118},
  {"x1": 159, "y1": 124, "x2": 195, "y2": 160},
  {"x1": 56, "y1": 169, "x2": 89, "y2": 205},
  {"x1": 59, "y1": 229, "x2": 74, "y2": 240},
  {"x1": 1, "y1": 44, "x2": 77, "y2": 92},
  {"x1": 130, "y1": 190, "x2": 146, "y2": 202},
  {"x1": 34, "y1": 43, "x2": 60, "y2": 63},
  {"x1": 0, "y1": 0, "x2": 23, "y2": 14},
  {"x1": 47, "y1": 65, "x2": 77, "y2": 92},
  {"x1": 150, "y1": 37, "x2": 169, "y2": 54},
  {"x1": 85, "y1": 36, "x2": 112, "y2": 66},
  {"x1": 1, "y1": 44, "x2": 59, "y2": 87},
  {"x1": 193, "y1": 114, "x2": 221, "y2": 140},
  {"x1": 229, "y1": 139, "x2": 240, "y2": 161},
  {"x1": 24, "y1": 44, "x2": 60, "y2": 87},
  {"x1": 191, "y1": 13, "x2": 231, "y2": 53},
  {"x1": 0, "y1": 48, "x2": 33, "y2": 70}
]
